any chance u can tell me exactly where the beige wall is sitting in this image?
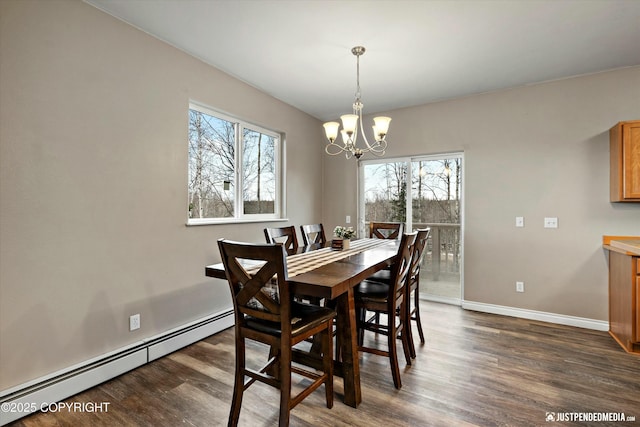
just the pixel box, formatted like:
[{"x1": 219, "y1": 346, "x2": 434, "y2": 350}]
[
  {"x1": 0, "y1": 0, "x2": 325, "y2": 390},
  {"x1": 323, "y1": 66, "x2": 640, "y2": 320},
  {"x1": 3, "y1": 0, "x2": 640, "y2": 395}
]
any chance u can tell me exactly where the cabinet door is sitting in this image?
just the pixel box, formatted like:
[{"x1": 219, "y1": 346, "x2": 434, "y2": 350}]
[
  {"x1": 636, "y1": 275, "x2": 640, "y2": 342},
  {"x1": 623, "y1": 122, "x2": 640, "y2": 199}
]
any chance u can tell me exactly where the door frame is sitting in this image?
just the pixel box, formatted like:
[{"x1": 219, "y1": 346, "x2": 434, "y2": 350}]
[{"x1": 358, "y1": 152, "x2": 465, "y2": 303}]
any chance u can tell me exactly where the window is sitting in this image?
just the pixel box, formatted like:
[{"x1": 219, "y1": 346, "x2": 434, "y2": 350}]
[
  {"x1": 359, "y1": 154, "x2": 462, "y2": 230},
  {"x1": 362, "y1": 161, "x2": 408, "y2": 224},
  {"x1": 188, "y1": 102, "x2": 282, "y2": 224}
]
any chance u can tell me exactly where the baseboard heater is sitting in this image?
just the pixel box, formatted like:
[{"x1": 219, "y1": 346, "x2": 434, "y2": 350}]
[{"x1": 0, "y1": 309, "x2": 234, "y2": 426}]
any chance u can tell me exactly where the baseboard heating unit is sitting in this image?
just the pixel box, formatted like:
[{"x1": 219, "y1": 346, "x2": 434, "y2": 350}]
[{"x1": 0, "y1": 309, "x2": 234, "y2": 426}]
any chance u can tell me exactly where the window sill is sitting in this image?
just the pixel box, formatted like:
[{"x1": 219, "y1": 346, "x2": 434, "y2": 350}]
[{"x1": 186, "y1": 218, "x2": 289, "y2": 227}]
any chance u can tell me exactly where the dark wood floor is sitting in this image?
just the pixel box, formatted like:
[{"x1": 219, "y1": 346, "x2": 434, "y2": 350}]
[{"x1": 12, "y1": 301, "x2": 640, "y2": 426}]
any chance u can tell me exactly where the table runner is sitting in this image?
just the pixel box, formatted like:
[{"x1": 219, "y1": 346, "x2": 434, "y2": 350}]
[
  {"x1": 243, "y1": 238, "x2": 392, "y2": 278},
  {"x1": 241, "y1": 238, "x2": 393, "y2": 312},
  {"x1": 285, "y1": 238, "x2": 392, "y2": 277}
]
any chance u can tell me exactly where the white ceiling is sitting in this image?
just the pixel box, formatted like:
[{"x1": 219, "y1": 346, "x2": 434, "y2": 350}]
[{"x1": 85, "y1": 0, "x2": 640, "y2": 122}]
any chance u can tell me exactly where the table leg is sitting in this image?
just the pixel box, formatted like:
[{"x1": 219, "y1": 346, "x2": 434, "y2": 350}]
[{"x1": 335, "y1": 287, "x2": 361, "y2": 408}]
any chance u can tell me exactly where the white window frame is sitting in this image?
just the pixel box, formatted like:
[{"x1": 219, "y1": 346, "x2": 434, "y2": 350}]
[
  {"x1": 357, "y1": 152, "x2": 464, "y2": 235},
  {"x1": 187, "y1": 102, "x2": 285, "y2": 225}
]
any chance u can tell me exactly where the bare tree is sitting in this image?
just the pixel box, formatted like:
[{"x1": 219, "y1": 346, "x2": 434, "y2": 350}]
[
  {"x1": 365, "y1": 158, "x2": 462, "y2": 225},
  {"x1": 242, "y1": 129, "x2": 276, "y2": 214},
  {"x1": 410, "y1": 159, "x2": 460, "y2": 223},
  {"x1": 188, "y1": 110, "x2": 235, "y2": 218}
]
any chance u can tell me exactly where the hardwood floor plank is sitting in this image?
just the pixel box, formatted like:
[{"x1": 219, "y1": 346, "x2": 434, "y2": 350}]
[{"x1": 9, "y1": 302, "x2": 640, "y2": 426}]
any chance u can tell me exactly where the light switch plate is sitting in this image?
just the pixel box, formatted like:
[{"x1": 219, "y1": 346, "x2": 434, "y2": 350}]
[
  {"x1": 515, "y1": 217, "x2": 524, "y2": 227},
  {"x1": 544, "y1": 217, "x2": 558, "y2": 228}
]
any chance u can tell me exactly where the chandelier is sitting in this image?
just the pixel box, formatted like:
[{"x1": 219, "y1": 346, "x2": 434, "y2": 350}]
[{"x1": 323, "y1": 46, "x2": 391, "y2": 160}]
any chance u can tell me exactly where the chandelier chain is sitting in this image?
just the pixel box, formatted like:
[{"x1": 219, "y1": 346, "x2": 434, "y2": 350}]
[{"x1": 355, "y1": 49, "x2": 361, "y2": 102}]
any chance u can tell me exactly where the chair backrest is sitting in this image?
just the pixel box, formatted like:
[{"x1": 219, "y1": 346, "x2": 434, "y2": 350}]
[
  {"x1": 300, "y1": 223, "x2": 326, "y2": 246},
  {"x1": 217, "y1": 239, "x2": 291, "y2": 331},
  {"x1": 409, "y1": 228, "x2": 431, "y2": 284},
  {"x1": 389, "y1": 232, "x2": 417, "y2": 307},
  {"x1": 264, "y1": 226, "x2": 299, "y2": 251},
  {"x1": 370, "y1": 222, "x2": 404, "y2": 240}
]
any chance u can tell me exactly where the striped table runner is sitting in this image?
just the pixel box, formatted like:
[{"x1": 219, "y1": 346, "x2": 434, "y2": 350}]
[
  {"x1": 285, "y1": 238, "x2": 392, "y2": 277},
  {"x1": 243, "y1": 238, "x2": 392, "y2": 278}
]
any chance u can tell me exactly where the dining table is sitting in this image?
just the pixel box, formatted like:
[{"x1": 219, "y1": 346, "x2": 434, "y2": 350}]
[{"x1": 205, "y1": 237, "x2": 399, "y2": 408}]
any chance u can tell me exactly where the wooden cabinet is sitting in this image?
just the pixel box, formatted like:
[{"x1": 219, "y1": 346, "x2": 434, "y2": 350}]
[
  {"x1": 637, "y1": 262, "x2": 640, "y2": 342},
  {"x1": 610, "y1": 120, "x2": 640, "y2": 202},
  {"x1": 604, "y1": 236, "x2": 640, "y2": 354}
]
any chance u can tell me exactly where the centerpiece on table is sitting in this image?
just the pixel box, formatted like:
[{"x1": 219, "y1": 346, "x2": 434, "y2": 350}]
[{"x1": 332, "y1": 226, "x2": 356, "y2": 250}]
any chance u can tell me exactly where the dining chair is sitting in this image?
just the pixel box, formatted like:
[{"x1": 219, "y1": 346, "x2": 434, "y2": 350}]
[
  {"x1": 299, "y1": 223, "x2": 337, "y2": 349},
  {"x1": 369, "y1": 222, "x2": 404, "y2": 240},
  {"x1": 367, "y1": 222, "x2": 404, "y2": 327},
  {"x1": 364, "y1": 228, "x2": 430, "y2": 359},
  {"x1": 264, "y1": 226, "x2": 299, "y2": 252},
  {"x1": 405, "y1": 228, "x2": 430, "y2": 357},
  {"x1": 354, "y1": 232, "x2": 417, "y2": 389},
  {"x1": 267, "y1": 226, "x2": 325, "y2": 306},
  {"x1": 300, "y1": 223, "x2": 327, "y2": 246},
  {"x1": 218, "y1": 239, "x2": 335, "y2": 427}
]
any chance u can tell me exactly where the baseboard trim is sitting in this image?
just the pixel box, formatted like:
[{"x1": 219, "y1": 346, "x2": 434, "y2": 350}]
[
  {"x1": 0, "y1": 309, "x2": 234, "y2": 426},
  {"x1": 423, "y1": 294, "x2": 461, "y2": 306},
  {"x1": 147, "y1": 311, "x2": 235, "y2": 362},
  {"x1": 461, "y1": 300, "x2": 609, "y2": 331}
]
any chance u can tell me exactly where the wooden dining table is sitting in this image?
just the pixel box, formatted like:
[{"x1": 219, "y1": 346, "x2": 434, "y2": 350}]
[{"x1": 205, "y1": 238, "x2": 399, "y2": 408}]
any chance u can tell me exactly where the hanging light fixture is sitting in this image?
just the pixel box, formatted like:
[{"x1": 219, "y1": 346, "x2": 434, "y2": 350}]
[{"x1": 323, "y1": 46, "x2": 391, "y2": 160}]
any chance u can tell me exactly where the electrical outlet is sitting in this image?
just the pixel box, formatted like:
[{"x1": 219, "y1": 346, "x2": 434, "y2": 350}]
[
  {"x1": 544, "y1": 217, "x2": 558, "y2": 228},
  {"x1": 515, "y1": 216, "x2": 524, "y2": 227},
  {"x1": 516, "y1": 281, "x2": 525, "y2": 293},
  {"x1": 346, "y1": 215, "x2": 351, "y2": 224},
  {"x1": 129, "y1": 314, "x2": 140, "y2": 331}
]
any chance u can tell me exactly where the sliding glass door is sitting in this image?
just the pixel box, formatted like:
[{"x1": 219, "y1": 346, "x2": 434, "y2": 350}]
[{"x1": 359, "y1": 153, "x2": 463, "y2": 303}]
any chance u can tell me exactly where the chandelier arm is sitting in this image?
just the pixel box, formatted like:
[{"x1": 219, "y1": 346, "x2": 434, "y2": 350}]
[
  {"x1": 351, "y1": 117, "x2": 360, "y2": 151},
  {"x1": 356, "y1": 113, "x2": 386, "y2": 154},
  {"x1": 369, "y1": 145, "x2": 386, "y2": 157},
  {"x1": 358, "y1": 107, "x2": 379, "y2": 153},
  {"x1": 325, "y1": 142, "x2": 348, "y2": 156}
]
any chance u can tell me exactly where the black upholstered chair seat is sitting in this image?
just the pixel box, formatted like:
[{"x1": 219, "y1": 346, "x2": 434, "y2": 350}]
[
  {"x1": 245, "y1": 301, "x2": 336, "y2": 336},
  {"x1": 354, "y1": 280, "x2": 390, "y2": 303},
  {"x1": 366, "y1": 269, "x2": 391, "y2": 283}
]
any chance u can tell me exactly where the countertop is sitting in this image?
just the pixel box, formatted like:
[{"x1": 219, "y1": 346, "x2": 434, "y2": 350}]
[{"x1": 603, "y1": 235, "x2": 640, "y2": 256}]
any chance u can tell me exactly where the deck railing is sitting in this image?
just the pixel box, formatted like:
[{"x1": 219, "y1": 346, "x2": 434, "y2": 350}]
[
  {"x1": 414, "y1": 223, "x2": 461, "y2": 282},
  {"x1": 364, "y1": 222, "x2": 461, "y2": 282}
]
